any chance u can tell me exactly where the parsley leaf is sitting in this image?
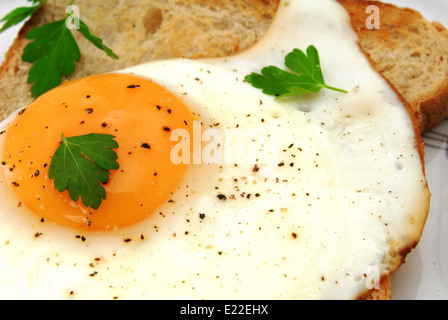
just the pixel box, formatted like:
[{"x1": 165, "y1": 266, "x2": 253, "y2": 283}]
[
  {"x1": 23, "y1": 19, "x2": 80, "y2": 98},
  {"x1": 48, "y1": 133, "x2": 119, "y2": 210},
  {"x1": 2, "y1": 0, "x2": 119, "y2": 98},
  {"x1": 23, "y1": 11, "x2": 119, "y2": 97},
  {"x1": 0, "y1": 0, "x2": 46, "y2": 32},
  {"x1": 77, "y1": 19, "x2": 119, "y2": 60},
  {"x1": 245, "y1": 45, "x2": 347, "y2": 98}
]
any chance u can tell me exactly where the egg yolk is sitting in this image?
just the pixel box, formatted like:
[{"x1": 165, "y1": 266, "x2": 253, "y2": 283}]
[{"x1": 2, "y1": 73, "x2": 197, "y2": 231}]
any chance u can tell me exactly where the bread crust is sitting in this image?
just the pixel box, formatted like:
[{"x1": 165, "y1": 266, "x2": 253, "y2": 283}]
[{"x1": 358, "y1": 276, "x2": 392, "y2": 300}]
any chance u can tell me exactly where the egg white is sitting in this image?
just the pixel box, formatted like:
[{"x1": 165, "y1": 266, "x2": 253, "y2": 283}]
[{"x1": 0, "y1": 0, "x2": 429, "y2": 299}]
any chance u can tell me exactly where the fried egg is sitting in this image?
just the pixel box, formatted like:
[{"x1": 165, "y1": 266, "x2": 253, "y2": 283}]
[{"x1": 0, "y1": 0, "x2": 429, "y2": 299}]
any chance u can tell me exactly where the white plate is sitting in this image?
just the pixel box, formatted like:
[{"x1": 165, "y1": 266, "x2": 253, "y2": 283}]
[{"x1": 0, "y1": 0, "x2": 447, "y2": 300}]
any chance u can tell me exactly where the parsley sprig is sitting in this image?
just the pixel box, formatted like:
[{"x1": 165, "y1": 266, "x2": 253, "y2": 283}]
[
  {"x1": 0, "y1": 0, "x2": 46, "y2": 32},
  {"x1": 245, "y1": 45, "x2": 347, "y2": 98},
  {"x1": 0, "y1": 0, "x2": 119, "y2": 97},
  {"x1": 48, "y1": 133, "x2": 119, "y2": 210}
]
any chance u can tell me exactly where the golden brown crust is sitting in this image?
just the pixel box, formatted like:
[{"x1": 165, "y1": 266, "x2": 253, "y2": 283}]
[{"x1": 358, "y1": 276, "x2": 392, "y2": 300}]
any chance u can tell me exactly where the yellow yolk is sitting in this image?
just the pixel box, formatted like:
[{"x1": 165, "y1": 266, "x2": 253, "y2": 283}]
[{"x1": 2, "y1": 73, "x2": 197, "y2": 231}]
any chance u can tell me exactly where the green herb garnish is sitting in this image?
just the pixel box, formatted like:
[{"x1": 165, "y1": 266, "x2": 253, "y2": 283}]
[
  {"x1": 48, "y1": 133, "x2": 119, "y2": 210},
  {"x1": 0, "y1": 0, "x2": 119, "y2": 98},
  {"x1": 0, "y1": 0, "x2": 46, "y2": 32},
  {"x1": 245, "y1": 45, "x2": 347, "y2": 98}
]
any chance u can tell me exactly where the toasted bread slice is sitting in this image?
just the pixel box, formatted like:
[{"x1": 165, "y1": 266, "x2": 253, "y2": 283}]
[
  {"x1": 0, "y1": 0, "x2": 279, "y2": 121},
  {"x1": 3, "y1": 0, "x2": 447, "y2": 132},
  {"x1": 337, "y1": 0, "x2": 448, "y2": 133}
]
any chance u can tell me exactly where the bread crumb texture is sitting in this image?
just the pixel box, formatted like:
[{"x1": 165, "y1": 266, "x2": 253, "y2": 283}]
[
  {"x1": 338, "y1": 0, "x2": 448, "y2": 132},
  {"x1": 0, "y1": 0, "x2": 279, "y2": 120}
]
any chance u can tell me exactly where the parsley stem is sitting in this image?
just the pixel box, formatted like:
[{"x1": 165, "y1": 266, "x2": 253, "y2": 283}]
[
  {"x1": 67, "y1": 0, "x2": 76, "y2": 18},
  {"x1": 323, "y1": 85, "x2": 348, "y2": 94}
]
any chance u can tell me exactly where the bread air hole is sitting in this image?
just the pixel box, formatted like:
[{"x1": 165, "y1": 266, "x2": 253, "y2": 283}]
[{"x1": 144, "y1": 7, "x2": 163, "y2": 35}]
